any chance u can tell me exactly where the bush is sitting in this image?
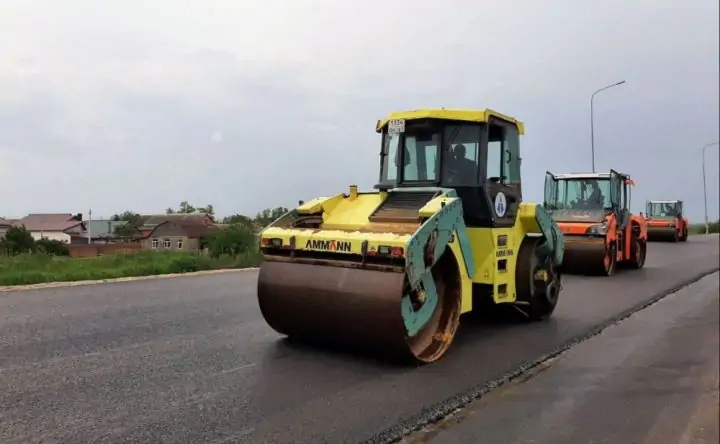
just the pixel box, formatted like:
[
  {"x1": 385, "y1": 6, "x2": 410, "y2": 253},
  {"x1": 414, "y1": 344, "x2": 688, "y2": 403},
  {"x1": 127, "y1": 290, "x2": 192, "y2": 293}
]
[
  {"x1": 36, "y1": 238, "x2": 70, "y2": 256},
  {"x1": 0, "y1": 226, "x2": 70, "y2": 257},
  {"x1": 205, "y1": 222, "x2": 257, "y2": 258},
  {"x1": 0, "y1": 226, "x2": 36, "y2": 255}
]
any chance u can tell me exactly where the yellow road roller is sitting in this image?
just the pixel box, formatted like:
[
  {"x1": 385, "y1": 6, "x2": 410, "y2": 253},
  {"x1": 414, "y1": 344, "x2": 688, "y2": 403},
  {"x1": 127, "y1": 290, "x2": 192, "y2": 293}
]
[{"x1": 257, "y1": 109, "x2": 565, "y2": 364}]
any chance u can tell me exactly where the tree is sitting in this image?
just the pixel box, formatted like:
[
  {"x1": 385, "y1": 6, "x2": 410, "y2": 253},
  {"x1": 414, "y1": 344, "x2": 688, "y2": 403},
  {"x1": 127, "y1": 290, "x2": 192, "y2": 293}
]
[
  {"x1": 111, "y1": 211, "x2": 142, "y2": 225},
  {"x1": 205, "y1": 222, "x2": 256, "y2": 258},
  {"x1": 165, "y1": 201, "x2": 215, "y2": 220},
  {"x1": 0, "y1": 226, "x2": 36, "y2": 255},
  {"x1": 222, "y1": 213, "x2": 255, "y2": 227},
  {"x1": 254, "y1": 207, "x2": 289, "y2": 227},
  {"x1": 111, "y1": 211, "x2": 144, "y2": 237}
]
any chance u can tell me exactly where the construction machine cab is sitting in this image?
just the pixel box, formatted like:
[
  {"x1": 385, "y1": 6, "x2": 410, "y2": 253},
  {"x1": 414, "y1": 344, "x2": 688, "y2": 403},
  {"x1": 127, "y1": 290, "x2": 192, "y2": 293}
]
[
  {"x1": 544, "y1": 169, "x2": 634, "y2": 226},
  {"x1": 646, "y1": 200, "x2": 683, "y2": 219},
  {"x1": 375, "y1": 110, "x2": 524, "y2": 228}
]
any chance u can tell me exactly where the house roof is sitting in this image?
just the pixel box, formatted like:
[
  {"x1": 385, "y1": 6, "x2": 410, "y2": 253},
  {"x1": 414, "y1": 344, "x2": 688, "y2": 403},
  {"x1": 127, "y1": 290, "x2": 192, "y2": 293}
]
[
  {"x1": 145, "y1": 220, "x2": 218, "y2": 239},
  {"x1": 181, "y1": 224, "x2": 218, "y2": 238},
  {"x1": 0, "y1": 219, "x2": 18, "y2": 228},
  {"x1": 142, "y1": 213, "x2": 211, "y2": 226},
  {"x1": 15, "y1": 213, "x2": 82, "y2": 232}
]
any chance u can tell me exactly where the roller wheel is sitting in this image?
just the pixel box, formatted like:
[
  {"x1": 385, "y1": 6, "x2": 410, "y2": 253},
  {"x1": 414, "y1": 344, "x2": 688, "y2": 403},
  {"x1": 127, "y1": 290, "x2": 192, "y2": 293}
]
[
  {"x1": 515, "y1": 237, "x2": 561, "y2": 321},
  {"x1": 671, "y1": 228, "x2": 679, "y2": 242},
  {"x1": 628, "y1": 235, "x2": 647, "y2": 269},
  {"x1": 404, "y1": 250, "x2": 463, "y2": 363},
  {"x1": 680, "y1": 227, "x2": 688, "y2": 242},
  {"x1": 601, "y1": 242, "x2": 617, "y2": 277}
]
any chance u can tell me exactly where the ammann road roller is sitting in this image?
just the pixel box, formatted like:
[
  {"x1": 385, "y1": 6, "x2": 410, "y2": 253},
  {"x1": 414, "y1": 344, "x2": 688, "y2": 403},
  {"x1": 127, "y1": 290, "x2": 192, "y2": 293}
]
[
  {"x1": 257, "y1": 109, "x2": 565, "y2": 364},
  {"x1": 644, "y1": 200, "x2": 689, "y2": 242},
  {"x1": 543, "y1": 170, "x2": 648, "y2": 276}
]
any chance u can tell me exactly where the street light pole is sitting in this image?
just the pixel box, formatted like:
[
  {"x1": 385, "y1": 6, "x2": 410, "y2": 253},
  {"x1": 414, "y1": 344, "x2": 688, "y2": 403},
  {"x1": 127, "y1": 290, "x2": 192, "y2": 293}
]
[
  {"x1": 702, "y1": 141, "x2": 719, "y2": 235},
  {"x1": 590, "y1": 80, "x2": 626, "y2": 173}
]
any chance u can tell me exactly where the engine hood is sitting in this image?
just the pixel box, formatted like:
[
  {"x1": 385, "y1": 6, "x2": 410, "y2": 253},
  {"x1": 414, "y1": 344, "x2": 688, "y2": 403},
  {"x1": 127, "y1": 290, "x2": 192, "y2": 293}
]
[{"x1": 548, "y1": 208, "x2": 607, "y2": 223}]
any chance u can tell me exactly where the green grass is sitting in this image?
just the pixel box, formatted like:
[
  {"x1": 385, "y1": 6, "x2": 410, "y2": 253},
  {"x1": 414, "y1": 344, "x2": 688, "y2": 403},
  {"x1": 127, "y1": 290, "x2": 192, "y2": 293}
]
[
  {"x1": 688, "y1": 220, "x2": 720, "y2": 235},
  {"x1": 0, "y1": 250, "x2": 263, "y2": 287}
]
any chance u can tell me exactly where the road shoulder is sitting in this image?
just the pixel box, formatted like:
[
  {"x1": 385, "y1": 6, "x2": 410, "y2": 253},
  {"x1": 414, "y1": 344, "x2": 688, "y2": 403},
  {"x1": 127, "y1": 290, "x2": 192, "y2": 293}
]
[{"x1": 403, "y1": 272, "x2": 720, "y2": 444}]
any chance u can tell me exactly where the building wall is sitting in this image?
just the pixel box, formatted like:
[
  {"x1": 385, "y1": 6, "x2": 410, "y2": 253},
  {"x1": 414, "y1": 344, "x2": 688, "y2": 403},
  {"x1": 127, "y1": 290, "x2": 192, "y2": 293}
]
[
  {"x1": 141, "y1": 222, "x2": 203, "y2": 251},
  {"x1": 30, "y1": 231, "x2": 71, "y2": 243},
  {"x1": 141, "y1": 235, "x2": 200, "y2": 251}
]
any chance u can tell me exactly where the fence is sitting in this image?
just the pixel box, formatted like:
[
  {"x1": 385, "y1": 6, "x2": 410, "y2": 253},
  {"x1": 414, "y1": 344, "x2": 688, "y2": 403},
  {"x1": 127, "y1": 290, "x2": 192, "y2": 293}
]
[{"x1": 66, "y1": 243, "x2": 142, "y2": 258}]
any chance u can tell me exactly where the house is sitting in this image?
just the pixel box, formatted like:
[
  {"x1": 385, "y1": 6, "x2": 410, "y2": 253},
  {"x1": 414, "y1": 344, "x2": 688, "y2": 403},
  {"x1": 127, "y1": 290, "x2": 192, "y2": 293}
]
[
  {"x1": 13, "y1": 213, "x2": 83, "y2": 242},
  {"x1": 0, "y1": 219, "x2": 19, "y2": 238},
  {"x1": 63, "y1": 220, "x2": 141, "y2": 244},
  {"x1": 138, "y1": 213, "x2": 217, "y2": 251}
]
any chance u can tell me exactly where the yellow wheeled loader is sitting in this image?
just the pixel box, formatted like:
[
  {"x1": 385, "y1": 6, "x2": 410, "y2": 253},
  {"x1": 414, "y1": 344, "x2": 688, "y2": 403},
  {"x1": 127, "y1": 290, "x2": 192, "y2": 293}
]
[{"x1": 257, "y1": 109, "x2": 565, "y2": 364}]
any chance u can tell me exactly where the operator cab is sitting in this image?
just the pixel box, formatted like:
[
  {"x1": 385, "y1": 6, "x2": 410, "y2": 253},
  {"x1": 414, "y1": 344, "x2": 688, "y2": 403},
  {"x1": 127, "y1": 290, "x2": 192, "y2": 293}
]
[
  {"x1": 646, "y1": 200, "x2": 683, "y2": 219},
  {"x1": 374, "y1": 110, "x2": 523, "y2": 228},
  {"x1": 544, "y1": 170, "x2": 634, "y2": 226}
]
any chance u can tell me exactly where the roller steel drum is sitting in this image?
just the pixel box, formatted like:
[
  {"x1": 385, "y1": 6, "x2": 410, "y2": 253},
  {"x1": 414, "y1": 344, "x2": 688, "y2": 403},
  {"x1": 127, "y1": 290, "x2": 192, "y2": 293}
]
[
  {"x1": 562, "y1": 238, "x2": 611, "y2": 275},
  {"x1": 647, "y1": 226, "x2": 678, "y2": 242},
  {"x1": 257, "y1": 258, "x2": 461, "y2": 363}
]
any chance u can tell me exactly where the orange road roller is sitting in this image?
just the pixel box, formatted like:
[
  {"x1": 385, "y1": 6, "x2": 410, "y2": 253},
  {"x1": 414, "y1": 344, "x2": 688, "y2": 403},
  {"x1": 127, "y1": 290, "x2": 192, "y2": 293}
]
[
  {"x1": 543, "y1": 170, "x2": 648, "y2": 276},
  {"x1": 644, "y1": 200, "x2": 689, "y2": 242}
]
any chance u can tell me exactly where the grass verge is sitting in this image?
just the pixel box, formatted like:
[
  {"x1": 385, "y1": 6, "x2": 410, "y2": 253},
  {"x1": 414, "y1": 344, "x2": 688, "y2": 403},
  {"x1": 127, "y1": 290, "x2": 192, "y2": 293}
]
[
  {"x1": 689, "y1": 220, "x2": 719, "y2": 235},
  {"x1": 0, "y1": 251, "x2": 262, "y2": 286}
]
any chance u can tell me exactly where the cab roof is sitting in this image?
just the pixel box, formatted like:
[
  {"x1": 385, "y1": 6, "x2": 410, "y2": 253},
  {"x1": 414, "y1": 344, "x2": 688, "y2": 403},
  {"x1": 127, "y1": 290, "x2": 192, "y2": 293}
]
[
  {"x1": 551, "y1": 171, "x2": 634, "y2": 179},
  {"x1": 375, "y1": 108, "x2": 525, "y2": 135},
  {"x1": 552, "y1": 173, "x2": 612, "y2": 180}
]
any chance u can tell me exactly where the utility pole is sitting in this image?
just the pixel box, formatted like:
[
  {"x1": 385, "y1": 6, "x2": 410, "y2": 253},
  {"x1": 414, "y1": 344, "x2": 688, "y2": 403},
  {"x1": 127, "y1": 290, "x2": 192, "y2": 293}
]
[
  {"x1": 88, "y1": 209, "x2": 92, "y2": 244},
  {"x1": 590, "y1": 80, "x2": 626, "y2": 173},
  {"x1": 702, "y1": 141, "x2": 719, "y2": 235}
]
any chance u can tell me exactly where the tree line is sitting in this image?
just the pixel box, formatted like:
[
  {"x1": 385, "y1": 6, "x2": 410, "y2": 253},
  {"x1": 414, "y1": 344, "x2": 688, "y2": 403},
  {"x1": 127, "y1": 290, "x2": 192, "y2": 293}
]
[
  {"x1": 109, "y1": 201, "x2": 290, "y2": 258},
  {"x1": 110, "y1": 201, "x2": 288, "y2": 229}
]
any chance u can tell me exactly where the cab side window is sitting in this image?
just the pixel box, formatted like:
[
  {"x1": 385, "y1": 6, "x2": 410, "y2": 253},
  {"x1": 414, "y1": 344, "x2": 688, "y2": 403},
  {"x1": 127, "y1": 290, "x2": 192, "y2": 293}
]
[
  {"x1": 487, "y1": 122, "x2": 521, "y2": 185},
  {"x1": 487, "y1": 124, "x2": 506, "y2": 183}
]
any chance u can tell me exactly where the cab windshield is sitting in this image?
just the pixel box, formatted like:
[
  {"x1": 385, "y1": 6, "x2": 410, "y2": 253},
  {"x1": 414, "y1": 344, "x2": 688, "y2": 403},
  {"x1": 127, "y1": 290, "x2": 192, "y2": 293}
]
[
  {"x1": 546, "y1": 178, "x2": 612, "y2": 210},
  {"x1": 379, "y1": 120, "x2": 480, "y2": 186},
  {"x1": 380, "y1": 130, "x2": 440, "y2": 183},
  {"x1": 647, "y1": 202, "x2": 678, "y2": 218}
]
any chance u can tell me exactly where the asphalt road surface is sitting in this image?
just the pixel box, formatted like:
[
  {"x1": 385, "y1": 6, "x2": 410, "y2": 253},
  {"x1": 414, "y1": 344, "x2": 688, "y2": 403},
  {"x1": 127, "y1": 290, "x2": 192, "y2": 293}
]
[
  {"x1": 1, "y1": 236, "x2": 718, "y2": 444},
  {"x1": 402, "y1": 271, "x2": 720, "y2": 444}
]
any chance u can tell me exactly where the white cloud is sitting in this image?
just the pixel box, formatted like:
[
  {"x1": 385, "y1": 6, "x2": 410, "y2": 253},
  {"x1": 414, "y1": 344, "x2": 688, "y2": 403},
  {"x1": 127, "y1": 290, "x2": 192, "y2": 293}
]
[
  {"x1": 210, "y1": 131, "x2": 224, "y2": 144},
  {"x1": 0, "y1": 0, "x2": 718, "y2": 219}
]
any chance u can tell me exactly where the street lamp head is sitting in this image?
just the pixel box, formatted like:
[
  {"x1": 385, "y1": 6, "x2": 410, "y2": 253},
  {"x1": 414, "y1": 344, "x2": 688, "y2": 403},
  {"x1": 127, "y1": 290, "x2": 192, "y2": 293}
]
[{"x1": 615, "y1": 80, "x2": 626, "y2": 86}]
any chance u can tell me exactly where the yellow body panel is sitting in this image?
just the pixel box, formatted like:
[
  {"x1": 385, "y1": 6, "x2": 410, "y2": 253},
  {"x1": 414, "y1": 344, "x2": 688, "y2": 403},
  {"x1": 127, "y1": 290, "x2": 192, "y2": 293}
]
[
  {"x1": 261, "y1": 196, "x2": 548, "y2": 315},
  {"x1": 449, "y1": 202, "x2": 548, "y2": 314},
  {"x1": 418, "y1": 196, "x2": 458, "y2": 218},
  {"x1": 261, "y1": 226, "x2": 410, "y2": 254},
  {"x1": 376, "y1": 108, "x2": 525, "y2": 135}
]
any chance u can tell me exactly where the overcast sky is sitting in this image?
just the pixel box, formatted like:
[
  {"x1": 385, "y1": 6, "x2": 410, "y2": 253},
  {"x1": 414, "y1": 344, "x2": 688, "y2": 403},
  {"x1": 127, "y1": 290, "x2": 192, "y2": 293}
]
[{"x1": 1, "y1": 0, "x2": 718, "y2": 221}]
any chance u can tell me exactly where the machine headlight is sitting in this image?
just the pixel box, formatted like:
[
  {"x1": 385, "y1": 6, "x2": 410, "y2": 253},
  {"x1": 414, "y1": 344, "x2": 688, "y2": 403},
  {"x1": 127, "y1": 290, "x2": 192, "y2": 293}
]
[{"x1": 586, "y1": 224, "x2": 607, "y2": 236}]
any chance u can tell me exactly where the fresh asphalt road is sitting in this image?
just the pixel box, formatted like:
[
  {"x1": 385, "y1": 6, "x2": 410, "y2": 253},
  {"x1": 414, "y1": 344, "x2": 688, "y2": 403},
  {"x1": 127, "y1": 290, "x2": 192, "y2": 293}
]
[
  {"x1": 0, "y1": 236, "x2": 718, "y2": 444},
  {"x1": 402, "y1": 272, "x2": 720, "y2": 444}
]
